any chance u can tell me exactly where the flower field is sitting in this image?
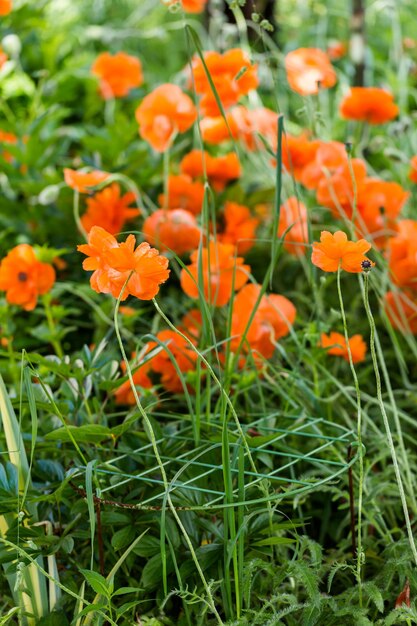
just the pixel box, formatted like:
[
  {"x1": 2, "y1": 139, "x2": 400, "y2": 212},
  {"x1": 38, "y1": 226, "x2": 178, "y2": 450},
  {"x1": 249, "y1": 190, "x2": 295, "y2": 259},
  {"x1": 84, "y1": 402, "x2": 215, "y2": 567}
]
[{"x1": 1, "y1": 0, "x2": 417, "y2": 624}]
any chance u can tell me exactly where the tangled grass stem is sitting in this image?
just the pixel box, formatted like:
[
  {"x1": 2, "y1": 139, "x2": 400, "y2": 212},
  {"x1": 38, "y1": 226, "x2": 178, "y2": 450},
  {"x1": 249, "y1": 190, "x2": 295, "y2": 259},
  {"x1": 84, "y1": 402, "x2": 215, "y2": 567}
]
[
  {"x1": 113, "y1": 277, "x2": 224, "y2": 626},
  {"x1": 362, "y1": 273, "x2": 417, "y2": 567}
]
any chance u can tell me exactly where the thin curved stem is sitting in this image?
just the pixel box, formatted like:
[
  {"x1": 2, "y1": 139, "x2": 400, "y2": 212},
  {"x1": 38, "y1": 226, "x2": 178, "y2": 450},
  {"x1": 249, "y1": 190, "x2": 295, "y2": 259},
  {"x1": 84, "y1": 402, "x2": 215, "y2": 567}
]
[
  {"x1": 114, "y1": 280, "x2": 223, "y2": 626},
  {"x1": 42, "y1": 294, "x2": 64, "y2": 358},
  {"x1": 73, "y1": 190, "x2": 88, "y2": 241},
  {"x1": 336, "y1": 266, "x2": 364, "y2": 605},
  {"x1": 362, "y1": 273, "x2": 417, "y2": 566}
]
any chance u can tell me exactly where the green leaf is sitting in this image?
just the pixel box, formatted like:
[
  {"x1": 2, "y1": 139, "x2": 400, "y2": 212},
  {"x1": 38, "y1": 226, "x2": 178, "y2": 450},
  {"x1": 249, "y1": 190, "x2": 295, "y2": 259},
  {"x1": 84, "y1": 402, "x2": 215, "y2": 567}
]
[
  {"x1": 73, "y1": 603, "x2": 107, "y2": 620},
  {"x1": 36, "y1": 611, "x2": 70, "y2": 626},
  {"x1": 112, "y1": 586, "x2": 141, "y2": 596},
  {"x1": 111, "y1": 526, "x2": 136, "y2": 552},
  {"x1": 133, "y1": 534, "x2": 161, "y2": 557},
  {"x1": 45, "y1": 425, "x2": 112, "y2": 443},
  {"x1": 141, "y1": 554, "x2": 167, "y2": 589},
  {"x1": 60, "y1": 535, "x2": 74, "y2": 554},
  {"x1": 364, "y1": 581, "x2": 384, "y2": 613},
  {"x1": 252, "y1": 537, "x2": 296, "y2": 547},
  {"x1": 115, "y1": 601, "x2": 144, "y2": 618},
  {"x1": 80, "y1": 569, "x2": 111, "y2": 598},
  {"x1": 258, "y1": 521, "x2": 305, "y2": 534}
]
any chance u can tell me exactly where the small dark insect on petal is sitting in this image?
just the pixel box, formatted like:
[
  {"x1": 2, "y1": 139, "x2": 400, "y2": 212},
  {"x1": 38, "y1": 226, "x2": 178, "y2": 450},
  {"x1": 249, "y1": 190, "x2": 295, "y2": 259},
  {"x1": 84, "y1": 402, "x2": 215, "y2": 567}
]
[{"x1": 361, "y1": 260, "x2": 372, "y2": 272}]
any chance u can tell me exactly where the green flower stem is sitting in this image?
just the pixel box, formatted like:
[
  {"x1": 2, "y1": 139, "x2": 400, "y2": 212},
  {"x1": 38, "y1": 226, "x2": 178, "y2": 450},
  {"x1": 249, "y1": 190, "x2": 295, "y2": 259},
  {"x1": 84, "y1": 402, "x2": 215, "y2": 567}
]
[
  {"x1": 152, "y1": 298, "x2": 262, "y2": 481},
  {"x1": 336, "y1": 266, "x2": 364, "y2": 604},
  {"x1": 73, "y1": 190, "x2": 88, "y2": 242},
  {"x1": 114, "y1": 280, "x2": 223, "y2": 626},
  {"x1": 373, "y1": 332, "x2": 417, "y2": 514},
  {"x1": 42, "y1": 295, "x2": 63, "y2": 359},
  {"x1": 362, "y1": 273, "x2": 417, "y2": 566},
  {"x1": 153, "y1": 299, "x2": 261, "y2": 620},
  {"x1": 104, "y1": 95, "x2": 115, "y2": 128}
]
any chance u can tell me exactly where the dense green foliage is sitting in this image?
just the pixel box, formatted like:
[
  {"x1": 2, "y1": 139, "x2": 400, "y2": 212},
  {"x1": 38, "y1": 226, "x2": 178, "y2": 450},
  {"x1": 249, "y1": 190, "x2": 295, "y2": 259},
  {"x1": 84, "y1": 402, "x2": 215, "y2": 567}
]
[{"x1": 0, "y1": 1, "x2": 417, "y2": 625}]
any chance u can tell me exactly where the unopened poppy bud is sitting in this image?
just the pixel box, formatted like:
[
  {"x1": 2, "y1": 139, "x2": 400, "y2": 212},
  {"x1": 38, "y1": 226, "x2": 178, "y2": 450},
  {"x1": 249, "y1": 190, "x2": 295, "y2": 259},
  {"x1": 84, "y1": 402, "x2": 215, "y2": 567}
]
[
  {"x1": 2, "y1": 34, "x2": 21, "y2": 59},
  {"x1": 38, "y1": 184, "x2": 61, "y2": 205},
  {"x1": 260, "y1": 19, "x2": 274, "y2": 32}
]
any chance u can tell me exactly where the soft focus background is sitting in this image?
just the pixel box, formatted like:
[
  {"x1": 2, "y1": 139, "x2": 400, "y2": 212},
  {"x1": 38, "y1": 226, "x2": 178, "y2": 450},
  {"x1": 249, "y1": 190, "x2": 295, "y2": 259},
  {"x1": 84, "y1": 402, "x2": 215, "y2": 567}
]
[{"x1": 0, "y1": 1, "x2": 417, "y2": 625}]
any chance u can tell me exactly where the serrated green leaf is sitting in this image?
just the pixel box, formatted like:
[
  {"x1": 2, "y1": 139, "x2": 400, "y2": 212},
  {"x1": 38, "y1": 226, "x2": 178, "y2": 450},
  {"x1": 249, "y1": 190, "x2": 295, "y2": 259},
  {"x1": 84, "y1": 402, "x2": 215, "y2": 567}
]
[{"x1": 80, "y1": 569, "x2": 111, "y2": 598}]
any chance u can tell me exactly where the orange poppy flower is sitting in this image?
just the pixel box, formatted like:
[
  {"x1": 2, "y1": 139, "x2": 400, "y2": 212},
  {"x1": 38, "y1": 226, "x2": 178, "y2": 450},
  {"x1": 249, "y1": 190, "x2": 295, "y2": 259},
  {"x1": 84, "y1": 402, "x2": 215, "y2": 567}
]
[
  {"x1": 180, "y1": 241, "x2": 250, "y2": 306},
  {"x1": 357, "y1": 179, "x2": 408, "y2": 220},
  {"x1": 199, "y1": 111, "x2": 241, "y2": 145},
  {"x1": 150, "y1": 329, "x2": 198, "y2": 393},
  {"x1": 91, "y1": 52, "x2": 143, "y2": 99},
  {"x1": 281, "y1": 133, "x2": 321, "y2": 181},
  {"x1": 180, "y1": 149, "x2": 241, "y2": 191},
  {"x1": 119, "y1": 305, "x2": 136, "y2": 316},
  {"x1": 409, "y1": 156, "x2": 417, "y2": 184},
  {"x1": 135, "y1": 83, "x2": 196, "y2": 152},
  {"x1": 403, "y1": 37, "x2": 417, "y2": 50},
  {"x1": 300, "y1": 141, "x2": 347, "y2": 190},
  {"x1": 230, "y1": 284, "x2": 296, "y2": 359},
  {"x1": 143, "y1": 208, "x2": 201, "y2": 255},
  {"x1": 0, "y1": 129, "x2": 17, "y2": 163},
  {"x1": 64, "y1": 168, "x2": 109, "y2": 194},
  {"x1": 384, "y1": 290, "x2": 417, "y2": 335},
  {"x1": 0, "y1": 244, "x2": 55, "y2": 311},
  {"x1": 191, "y1": 48, "x2": 259, "y2": 116},
  {"x1": 0, "y1": 0, "x2": 11, "y2": 15},
  {"x1": 311, "y1": 230, "x2": 374, "y2": 273},
  {"x1": 339, "y1": 88, "x2": 399, "y2": 124},
  {"x1": 327, "y1": 40, "x2": 347, "y2": 60},
  {"x1": 52, "y1": 256, "x2": 68, "y2": 271},
  {"x1": 158, "y1": 174, "x2": 205, "y2": 215},
  {"x1": 218, "y1": 201, "x2": 259, "y2": 254},
  {"x1": 163, "y1": 0, "x2": 207, "y2": 12},
  {"x1": 200, "y1": 106, "x2": 277, "y2": 150},
  {"x1": 78, "y1": 226, "x2": 170, "y2": 300},
  {"x1": 180, "y1": 308, "x2": 203, "y2": 341},
  {"x1": 285, "y1": 48, "x2": 337, "y2": 96},
  {"x1": 116, "y1": 326, "x2": 199, "y2": 401},
  {"x1": 355, "y1": 179, "x2": 409, "y2": 246},
  {"x1": 316, "y1": 158, "x2": 367, "y2": 219},
  {"x1": 277, "y1": 197, "x2": 309, "y2": 256},
  {"x1": 0, "y1": 130, "x2": 17, "y2": 143},
  {"x1": 386, "y1": 220, "x2": 417, "y2": 290},
  {"x1": 81, "y1": 183, "x2": 140, "y2": 234},
  {"x1": 246, "y1": 108, "x2": 279, "y2": 149},
  {"x1": 320, "y1": 332, "x2": 367, "y2": 363},
  {"x1": 114, "y1": 351, "x2": 153, "y2": 405},
  {"x1": 116, "y1": 328, "x2": 198, "y2": 400}
]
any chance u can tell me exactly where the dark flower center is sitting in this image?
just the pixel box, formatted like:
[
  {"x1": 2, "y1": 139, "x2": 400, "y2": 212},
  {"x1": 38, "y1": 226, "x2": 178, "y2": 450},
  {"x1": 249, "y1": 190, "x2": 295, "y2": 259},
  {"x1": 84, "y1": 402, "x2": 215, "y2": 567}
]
[{"x1": 17, "y1": 271, "x2": 28, "y2": 282}]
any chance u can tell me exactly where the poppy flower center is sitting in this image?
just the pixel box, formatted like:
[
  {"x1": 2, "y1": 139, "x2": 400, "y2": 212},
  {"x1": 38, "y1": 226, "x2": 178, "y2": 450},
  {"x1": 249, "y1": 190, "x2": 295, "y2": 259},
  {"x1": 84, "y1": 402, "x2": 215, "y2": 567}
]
[{"x1": 17, "y1": 271, "x2": 28, "y2": 282}]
